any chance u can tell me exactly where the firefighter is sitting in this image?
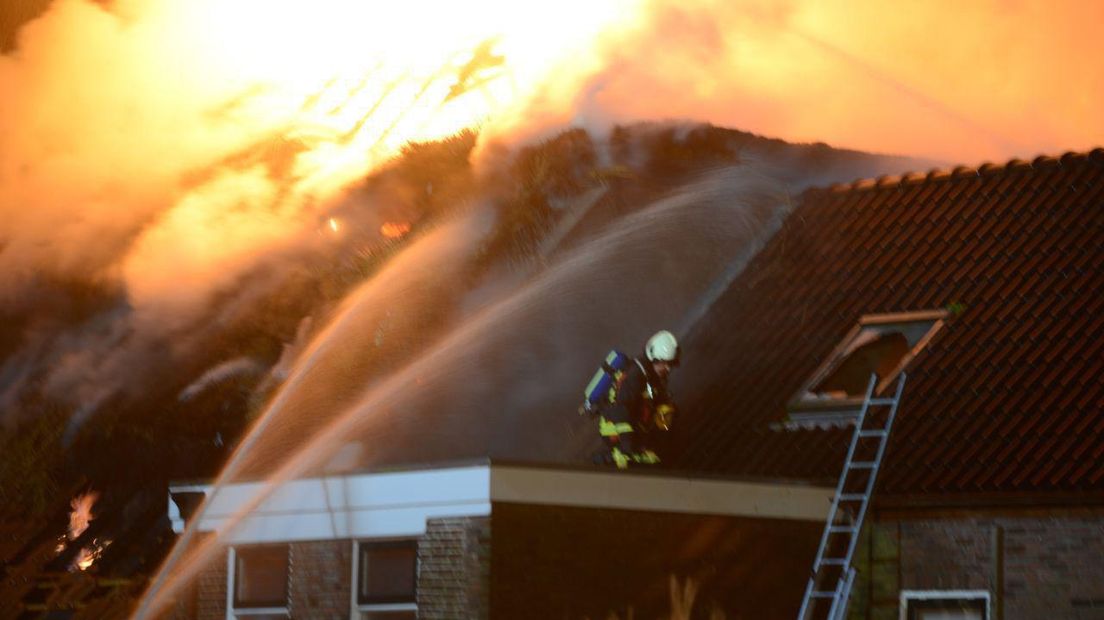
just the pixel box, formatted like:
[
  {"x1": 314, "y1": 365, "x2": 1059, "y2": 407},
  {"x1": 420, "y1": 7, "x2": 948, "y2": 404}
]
[{"x1": 594, "y1": 330, "x2": 680, "y2": 469}]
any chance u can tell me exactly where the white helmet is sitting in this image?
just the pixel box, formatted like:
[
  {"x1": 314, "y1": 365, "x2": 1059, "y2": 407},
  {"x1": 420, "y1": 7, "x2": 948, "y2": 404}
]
[{"x1": 645, "y1": 330, "x2": 680, "y2": 365}]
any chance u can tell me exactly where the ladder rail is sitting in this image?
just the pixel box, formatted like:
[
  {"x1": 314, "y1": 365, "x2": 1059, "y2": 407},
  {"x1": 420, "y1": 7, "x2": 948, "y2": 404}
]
[
  {"x1": 797, "y1": 372, "x2": 906, "y2": 620},
  {"x1": 797, "y1": 374, "x2": 878, "y2": 620},
  {"x1": 827, "y1": 567, "x2": 856, "y2": 620},
  {"x1": 842, "y1": 375, "x2": 906, "y2": 566}
]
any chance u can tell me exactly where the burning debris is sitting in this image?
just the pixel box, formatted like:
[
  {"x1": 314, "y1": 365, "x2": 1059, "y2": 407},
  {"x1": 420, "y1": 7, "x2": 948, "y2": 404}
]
[
  {"x1": 72, "y1": 538, "x2": 112, "y2": 572},
  {"x1": 52, "y1": 491, "x2": 112, "y2": 571}
]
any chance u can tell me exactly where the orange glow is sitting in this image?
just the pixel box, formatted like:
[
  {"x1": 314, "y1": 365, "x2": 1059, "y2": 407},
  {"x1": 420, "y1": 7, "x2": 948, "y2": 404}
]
[
  {"x1": 328, "y1": 217, "x2": 339, "y2": 233},
  {"x1": 5, "y1": 0, "x2": 1102, "y2": 317},
  {"x1": 68, "y1": 491, "x2": 99, "y2": 541},
  {"x1": 555, "y1": 0, "x2": 1104, "y2": 165},
  {"x1": 73, "y1": 538, "x2": 111, "y2": 572},
  {"x1": 1, "y1": 0, "x2": 647, "y2": 316},
  {"x1": 164, "y1": 0, "x2": 644, "y2": 194},
  {"x1": 75, "y1": 547, "x2": 95, "y2": 571},
  {"x1": 380, "y1": 222, "x2": 412, "y2": 239}
]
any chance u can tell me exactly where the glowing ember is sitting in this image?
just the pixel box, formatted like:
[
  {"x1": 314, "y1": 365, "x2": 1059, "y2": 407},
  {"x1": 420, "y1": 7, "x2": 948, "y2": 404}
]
[
  {"x1": 68, "y1": 491, "x2": 99, "y2": 541},
  {"x1": 72, "y1": 538, "x2": 112, "y2": 572},
  {"x1": 380, "y1": 222, "x2": 411, "y2": 239},
  {"x1": 75, "y1": 547, "x2": 95, "y2": 571},
  {"x1": 328, "y1": 217, "x2": 340, "y2": 232}
]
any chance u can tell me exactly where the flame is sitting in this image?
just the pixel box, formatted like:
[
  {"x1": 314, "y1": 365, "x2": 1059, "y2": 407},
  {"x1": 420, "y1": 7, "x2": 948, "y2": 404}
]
[
  {"x1": 68, "y1": 491, "x2": 99, "y2": 541},
  {"x1": 7, "y1": 0, "x2": 1101, "y2": 330},
  {"x1": 73, "y1": 538, "x2": 112, "y2": 572},
  {"x1": 66, "y1": 492, "x2": 108, "y2": 571},
  {"x1": 106, "y1": 0, "x2": 646, "y2": 321},
  {"x1": 75, "y1": 547, "x2": 95, "y2": 571},
  {"x1": 160, "y1": 0, "x2": 644, "y2": 194},
  {"x1": 1, "y1": 0, "x2": 648, "y2": 324},
  {"x1": 380, "y1": 222, "x2": 412, "y2": 239}
]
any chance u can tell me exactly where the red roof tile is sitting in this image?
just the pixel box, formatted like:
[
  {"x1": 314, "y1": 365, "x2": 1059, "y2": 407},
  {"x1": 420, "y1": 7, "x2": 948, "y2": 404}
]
[{"x1": 676, "y1": 149, "x2": 1104, "y2": 502}]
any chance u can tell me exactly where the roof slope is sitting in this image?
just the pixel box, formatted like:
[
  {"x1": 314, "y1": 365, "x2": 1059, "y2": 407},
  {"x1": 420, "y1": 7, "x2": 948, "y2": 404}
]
[{"x1": 676, "y1": 150, "x2": 1104, "y2": 502}]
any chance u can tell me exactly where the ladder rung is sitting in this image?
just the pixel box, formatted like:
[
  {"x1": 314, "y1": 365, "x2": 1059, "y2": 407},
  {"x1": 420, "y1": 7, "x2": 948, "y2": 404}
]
[
  {"x1": 868, "y1": 398, "x2": 896, "y2": 405},
  {"x1": 828, "y1": 525, "x2": 857, "y2": 533},
  {"x1": 809, "y1": 591, "x2": 837, "y2": 598},
  {"x1": 838, "y1": 493, "x2": 866, "y2": 501},
  {"x1": 849, "y1": 461, "x2": 877, "y2": 469},
  {"x1": 857, "y1": 430, "x2": 888, "y2": 438},
  {"x1": 820, "y1": 558, "x2": 848, "y2": 565}
]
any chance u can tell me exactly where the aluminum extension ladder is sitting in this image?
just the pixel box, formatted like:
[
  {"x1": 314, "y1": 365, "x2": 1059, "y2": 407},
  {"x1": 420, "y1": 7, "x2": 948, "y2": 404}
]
[{"x1": 797, "y1": 372, "x2": 907, "y2": 620}]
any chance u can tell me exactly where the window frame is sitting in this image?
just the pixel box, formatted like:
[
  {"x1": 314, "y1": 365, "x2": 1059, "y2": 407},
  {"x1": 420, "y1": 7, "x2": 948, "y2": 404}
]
[
  {"x1": 349, "y1": 538, "x2": 419, "y2": 619},
  {"x1": 899, "y1": 589, "x2": 990, "y2": 619},
  {"x1": 226, "y1": 545, "x2": 290, "y2": 619},
  {"x1": 789, "y1": 310, "x2": 948, "y2": 414}
]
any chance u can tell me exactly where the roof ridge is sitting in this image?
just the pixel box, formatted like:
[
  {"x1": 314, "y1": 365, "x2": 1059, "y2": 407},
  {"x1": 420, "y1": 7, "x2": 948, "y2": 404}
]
[{"x1": 820, "y1": 146, "x2": 1104, "y2": 194}]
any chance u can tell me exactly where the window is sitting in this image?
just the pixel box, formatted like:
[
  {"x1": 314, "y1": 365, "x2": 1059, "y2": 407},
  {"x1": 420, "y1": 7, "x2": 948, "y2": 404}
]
[
  {"x1": 789, "y1": 311, "x2": 946, "y2": 420},
  {"x1": 230, "y1": 545, "x2": 289, "y2": 618},
  {"x1": 900, "y1": 590, "x2": 989, "y2": 619},
  {"x1": 353, "y1": 540, "x2": 418, "y2": 620}
]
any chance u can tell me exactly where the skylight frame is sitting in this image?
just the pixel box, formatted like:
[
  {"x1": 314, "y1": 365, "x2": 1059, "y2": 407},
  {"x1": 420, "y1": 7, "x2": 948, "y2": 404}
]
[{"x1": 788, "y1": 309, "x2": 949, "y2": 413}]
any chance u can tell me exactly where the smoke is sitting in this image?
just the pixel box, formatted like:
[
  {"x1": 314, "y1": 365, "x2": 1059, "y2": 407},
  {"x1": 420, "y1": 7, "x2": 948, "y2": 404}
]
[
  {"x1": 485, "y1": 0, "x2": 1104, "y2": 164},
  {"x1": 1, "y1": 0, "x2": 1100, "y2": 436}
]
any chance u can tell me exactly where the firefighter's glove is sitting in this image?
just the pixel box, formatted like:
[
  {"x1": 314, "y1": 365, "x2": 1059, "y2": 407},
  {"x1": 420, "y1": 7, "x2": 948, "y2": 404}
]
[{"x1": 655, "y1": 403, "x2": 677, "y2": 431}]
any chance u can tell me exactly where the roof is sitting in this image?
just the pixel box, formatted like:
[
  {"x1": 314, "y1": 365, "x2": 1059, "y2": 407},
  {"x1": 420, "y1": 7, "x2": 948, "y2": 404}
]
[
  {"x1": 675, "y1": 149, "x2": 1104, "y2": 503},
  {"x1": 170, "y1": 462, "x2": 831, "y2": 544}
]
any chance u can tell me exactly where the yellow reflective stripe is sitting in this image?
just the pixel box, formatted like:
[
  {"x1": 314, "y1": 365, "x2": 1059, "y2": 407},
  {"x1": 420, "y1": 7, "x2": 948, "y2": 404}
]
[
  {"x1": 611, "y1": 447, "x2": 629, "y2": 469},
  {"x1": 598, "y1": 418, "x2": 634, "y2": 436},
  {"x1": 633, "y1": 450, "x2": 660, "y2": 464}
]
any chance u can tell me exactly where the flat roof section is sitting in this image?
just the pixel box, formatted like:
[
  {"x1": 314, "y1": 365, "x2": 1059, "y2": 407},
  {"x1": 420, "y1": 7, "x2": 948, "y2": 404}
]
[{"x1": 169, "y1": 464, "x2": 833, "y2": 545}]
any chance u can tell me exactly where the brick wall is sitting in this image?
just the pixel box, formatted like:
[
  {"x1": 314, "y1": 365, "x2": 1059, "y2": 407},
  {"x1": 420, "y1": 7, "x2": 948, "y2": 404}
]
[
  {"x1": 183, "y1": 537, "x2": 228, "y2": 620},
  {"x1": 194, "y1": 549, "x2": 227, "y2": 620},
  {"x1": 180, "y1": 539, "x2": 352, "y2": 619},
  {"x1": 850, "y1": 513, "x2": 1104, "y2": 620},
  {"x1": 417, "y1": 516, "x2": 491, "y2": 619},
  {"x1": 289, "y1": 540, "x2": 352, "y2": 619}
]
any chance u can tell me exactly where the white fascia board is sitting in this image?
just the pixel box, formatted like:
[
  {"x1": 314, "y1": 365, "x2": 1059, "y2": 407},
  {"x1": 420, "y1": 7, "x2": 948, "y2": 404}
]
[
  {"x1": 169, "y1": 465, "x2": 834, "y2": 544},
  {"x1": 170, "y1": 466, "x2": 491, "y2": 543},
  {"x1": 490, "y1": 466, "x2": 832, "y2": 521}
]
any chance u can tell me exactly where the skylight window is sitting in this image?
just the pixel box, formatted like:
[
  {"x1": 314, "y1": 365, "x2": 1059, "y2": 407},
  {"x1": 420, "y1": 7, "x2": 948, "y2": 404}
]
[{"x1": 790, "y1": 310, "x2": 947, "y2": 416}]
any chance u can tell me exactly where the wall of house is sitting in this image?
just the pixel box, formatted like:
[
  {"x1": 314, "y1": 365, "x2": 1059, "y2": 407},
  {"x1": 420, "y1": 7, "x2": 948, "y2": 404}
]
[
  {"x1": 489, "y1": 502, "x2": 822, "y2": 619},
  {"x1": 163, "y1": 533, "x2": 226, "y2": 620},
  {"x1": 418, "y1": 516, "x2": 491, "y2": 619},
  {"x1": 171, "y1": 540, "x2": 350, "y2": 620},
  {"x1": 288, "y1": 540, "x2": 352, "y2": 619},
  {"x1": 169, "y1": 507, "x2": 822, "y2": 619},
  {"x1": 172, "y1": 517, "x2": 489, "y2": 619},
  {"x1": 849, "y1": 511, "x2": 1104, "y2": 620}
]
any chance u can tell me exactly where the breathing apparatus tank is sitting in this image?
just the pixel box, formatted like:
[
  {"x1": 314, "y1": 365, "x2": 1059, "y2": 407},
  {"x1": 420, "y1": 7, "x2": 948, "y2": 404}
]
[{"x1": 580, "y1": 350, "x2": 630, "y2": 415}]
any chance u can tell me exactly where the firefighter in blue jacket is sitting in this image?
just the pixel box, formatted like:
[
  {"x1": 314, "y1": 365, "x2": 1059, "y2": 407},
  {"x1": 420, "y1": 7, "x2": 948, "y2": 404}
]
[{"x1": 584, "y1": 330, "x2": 680, "y2": 469}]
